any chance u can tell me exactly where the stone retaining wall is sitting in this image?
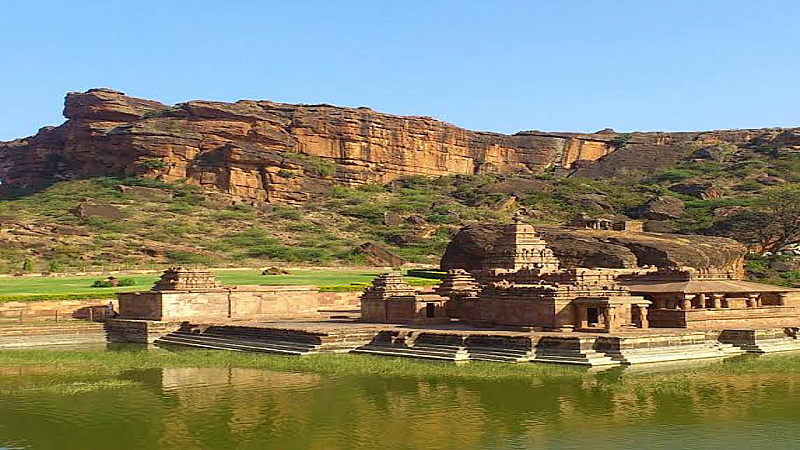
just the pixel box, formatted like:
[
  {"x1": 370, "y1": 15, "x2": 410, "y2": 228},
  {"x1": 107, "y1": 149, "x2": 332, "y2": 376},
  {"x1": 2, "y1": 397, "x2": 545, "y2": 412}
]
[
  {"x1": 0, "y1": 299, "x2": 118, "y2": 321},
  {"x1": 118, "y1": 287, "x2": 359, "y2": 322}
]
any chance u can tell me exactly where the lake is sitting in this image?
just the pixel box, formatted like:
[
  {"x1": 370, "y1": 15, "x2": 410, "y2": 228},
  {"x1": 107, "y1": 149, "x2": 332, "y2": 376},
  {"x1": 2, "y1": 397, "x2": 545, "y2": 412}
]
[{"x1": 1, "y1": 347, "x2": 800, "y2": 449}]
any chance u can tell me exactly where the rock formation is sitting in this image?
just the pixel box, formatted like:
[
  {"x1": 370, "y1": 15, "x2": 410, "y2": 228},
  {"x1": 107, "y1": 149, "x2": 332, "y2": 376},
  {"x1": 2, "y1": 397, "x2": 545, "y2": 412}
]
[
  {"x1": 2, "y1": 88, "x2": 797, "y2": 204},
  {"x1": 441, "y1": 224, "x2": 747, "y2": 278}
]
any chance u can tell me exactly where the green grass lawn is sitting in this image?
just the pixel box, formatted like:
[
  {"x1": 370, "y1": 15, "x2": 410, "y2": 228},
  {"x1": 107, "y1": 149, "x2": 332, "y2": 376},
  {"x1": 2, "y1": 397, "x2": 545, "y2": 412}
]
[{"x1": 0, "y1": 269, "x2": 436, "y2": 300}]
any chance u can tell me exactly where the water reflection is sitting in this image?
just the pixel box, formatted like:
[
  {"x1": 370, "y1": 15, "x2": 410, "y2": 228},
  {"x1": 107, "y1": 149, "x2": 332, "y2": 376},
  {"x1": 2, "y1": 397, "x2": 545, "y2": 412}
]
[{"x1": 1, "y1": 355, "x2": 800, "y2": 449}]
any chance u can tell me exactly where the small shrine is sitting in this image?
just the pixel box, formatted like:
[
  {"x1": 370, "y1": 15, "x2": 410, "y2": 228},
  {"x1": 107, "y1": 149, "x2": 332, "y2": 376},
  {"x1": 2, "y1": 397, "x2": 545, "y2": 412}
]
[
  {"x1": 152, "y1": 267, "x2": 222, "y2": 291},
  {"x1": 361, "y1": 272, "x2": 448, "y2": 324}
]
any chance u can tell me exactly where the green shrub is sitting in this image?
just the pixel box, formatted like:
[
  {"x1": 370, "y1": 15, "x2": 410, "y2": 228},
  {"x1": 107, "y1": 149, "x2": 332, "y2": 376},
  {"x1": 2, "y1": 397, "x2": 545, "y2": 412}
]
[
  {"x1": 651, "y1": 169, "x2": 697, "y2": 183},
  {"x1": 270, "y1": 207, "x2": 303, "y2": 221},
  {"x1": 609, "y1": 133, "x2": 633, "y2": 148},
  {"x1": 425, "y1": 214, "x2": 458, "y2": 224},
  {"x1": 139, "y1": 159, "x2": 168, "y2": 170},
  {"x1": 289, "y1": 153, "x2": 336, "y2": 178},
  {"x1": 91, "y1": 278, "x2": 134, "y2": 288}
]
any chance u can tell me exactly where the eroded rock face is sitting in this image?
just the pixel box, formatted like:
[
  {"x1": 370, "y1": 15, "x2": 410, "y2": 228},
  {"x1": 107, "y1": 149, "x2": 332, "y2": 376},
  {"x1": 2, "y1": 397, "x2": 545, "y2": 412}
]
[
  {"x1": 440, "y1": 224, "x2": 746, "y2": 277},
  {"x1": 4, "y1": 89, "x2": 797, "y2": 204}
]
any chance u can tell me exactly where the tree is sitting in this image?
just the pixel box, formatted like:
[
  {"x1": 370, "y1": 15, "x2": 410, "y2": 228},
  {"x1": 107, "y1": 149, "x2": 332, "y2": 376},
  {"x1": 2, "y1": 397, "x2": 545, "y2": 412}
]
[
  {"x1": 757, "y1": 184, "x2": 800, "y2": 252},
  {"x1": 22, "y1": 259, "x2": 33, "y2": 272}
]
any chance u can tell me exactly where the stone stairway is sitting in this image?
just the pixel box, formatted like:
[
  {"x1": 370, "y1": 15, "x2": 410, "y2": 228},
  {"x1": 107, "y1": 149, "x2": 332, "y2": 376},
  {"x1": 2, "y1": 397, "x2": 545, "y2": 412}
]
[
  {"x1": 531, "y1": 348, "x2": 619, "y2": 366},
  {"x1": 354, "y1": 332, "x2": 535, "y2": 363},
  {"x1": 353, "y1": 331, "x2": 470, "y2": 361},
  {"x1": 719, "y1": 328, "x2": 800, "y2": 354},
  {"x1": 154, "y1": 324, "x2": 376, "y2": 355},
  {"x1": 156, "y1": 331, "x2": 320, "y2": 355},
  {"x1": 466, "y1": 347, "x2": 533, "y2": 363},
  {"x1": 603, "y1": 342, "x2": 744, "y2": 365}
]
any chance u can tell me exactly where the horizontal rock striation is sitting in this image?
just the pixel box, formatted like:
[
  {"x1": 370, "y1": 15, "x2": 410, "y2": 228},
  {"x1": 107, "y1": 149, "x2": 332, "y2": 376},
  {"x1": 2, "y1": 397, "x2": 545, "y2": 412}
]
[{"x1": 1, "y1": 88, "x2": 798, "y2": 203}]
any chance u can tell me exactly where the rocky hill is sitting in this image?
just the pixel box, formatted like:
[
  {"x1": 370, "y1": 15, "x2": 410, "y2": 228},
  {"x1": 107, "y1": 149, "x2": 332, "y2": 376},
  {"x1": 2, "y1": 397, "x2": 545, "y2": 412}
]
[
  {"x1": 2, "y1": 88, "x2": 798, "y2": 203},
  {"x1": 0, "y1": 89, "x2": 798, "y2": 286}
]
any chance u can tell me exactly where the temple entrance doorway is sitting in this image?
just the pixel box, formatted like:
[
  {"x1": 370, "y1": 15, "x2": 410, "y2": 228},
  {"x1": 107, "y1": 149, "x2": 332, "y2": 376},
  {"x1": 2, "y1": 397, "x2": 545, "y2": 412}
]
[{"x1": 426, "y1": 303, "x2": 436, "y2": 318}]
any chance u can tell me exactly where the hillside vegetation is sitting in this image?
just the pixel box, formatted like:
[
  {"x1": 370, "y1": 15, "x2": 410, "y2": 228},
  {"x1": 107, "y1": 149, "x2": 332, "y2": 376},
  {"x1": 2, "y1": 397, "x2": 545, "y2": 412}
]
[{"x1": 0, "y1": 141, "x2": 799, "y2": 280}]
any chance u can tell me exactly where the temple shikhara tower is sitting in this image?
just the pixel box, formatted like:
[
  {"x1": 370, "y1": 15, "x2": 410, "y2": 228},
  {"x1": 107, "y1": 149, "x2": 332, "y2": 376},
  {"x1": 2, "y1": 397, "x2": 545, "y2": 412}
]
[{"x1": 362, "y1": 215, "x2": 800, "y2": 332}]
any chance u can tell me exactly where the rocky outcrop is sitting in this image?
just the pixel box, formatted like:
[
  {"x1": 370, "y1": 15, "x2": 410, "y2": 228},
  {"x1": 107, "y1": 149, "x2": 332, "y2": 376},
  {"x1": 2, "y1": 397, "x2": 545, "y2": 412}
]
[
  {"x1": 71, "y1": 199, "x2": 124, "y2": 220},
  {"x1": 440, "y1": 224, "x2": 747, "y2": 277},
  {"x1": 3, "y1": 89, "x2": 798, "y2": 204},
  {"x1": 638, "y1": 196, "x2": 686, "y2": 220}
]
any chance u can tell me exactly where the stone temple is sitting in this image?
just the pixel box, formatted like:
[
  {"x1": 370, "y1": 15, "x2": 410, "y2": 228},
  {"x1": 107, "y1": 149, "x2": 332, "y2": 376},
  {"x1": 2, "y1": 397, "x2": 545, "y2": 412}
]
[{"x1": 361, "y1": 214, "x2": 800, "y2": 332}]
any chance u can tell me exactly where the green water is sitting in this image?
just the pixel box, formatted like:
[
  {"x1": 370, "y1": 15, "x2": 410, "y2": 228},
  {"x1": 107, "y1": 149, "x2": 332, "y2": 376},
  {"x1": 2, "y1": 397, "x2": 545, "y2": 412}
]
[{"x1": 2, "y1": 349, "x2": 800, "y2": 449}]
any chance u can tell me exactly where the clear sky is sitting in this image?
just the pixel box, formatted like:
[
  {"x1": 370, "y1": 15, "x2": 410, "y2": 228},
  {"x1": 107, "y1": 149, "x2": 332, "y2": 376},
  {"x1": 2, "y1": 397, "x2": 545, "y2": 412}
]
[{"x1": 1, "y1": 0, "x2": 798, "y2": 141}]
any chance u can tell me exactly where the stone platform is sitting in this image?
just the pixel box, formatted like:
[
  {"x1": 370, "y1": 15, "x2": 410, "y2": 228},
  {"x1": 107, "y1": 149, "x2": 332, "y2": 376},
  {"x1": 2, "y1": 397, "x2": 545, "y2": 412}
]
[{"x1": 105, "y1": 318, "x2": 800, "y2": 367}]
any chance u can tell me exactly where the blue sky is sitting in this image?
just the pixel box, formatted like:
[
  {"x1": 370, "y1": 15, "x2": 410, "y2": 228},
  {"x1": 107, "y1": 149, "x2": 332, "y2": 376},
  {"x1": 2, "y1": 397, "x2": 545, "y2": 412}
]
[{"x1": 1, "y1": 0, "x2": 798, "y2": 141}]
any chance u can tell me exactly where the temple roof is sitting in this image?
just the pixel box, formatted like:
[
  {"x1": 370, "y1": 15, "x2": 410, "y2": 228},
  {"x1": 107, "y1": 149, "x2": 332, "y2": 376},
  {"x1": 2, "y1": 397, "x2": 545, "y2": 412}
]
[{"x1": 620, "y1": 279, "x2": 799, "y2": 294}]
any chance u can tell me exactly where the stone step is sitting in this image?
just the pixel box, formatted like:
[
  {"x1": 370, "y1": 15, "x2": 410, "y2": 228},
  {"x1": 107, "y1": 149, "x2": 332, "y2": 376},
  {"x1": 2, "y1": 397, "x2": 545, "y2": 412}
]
[
  {"x1": 737, "y1": 339, "x2": 800, "y2": 353},
  {"x1": 465, "y1": 346, "x2": 533, "y2": 357},
  {"x1": 170, "y1": 332, "x2": 319, "y2": 352},
  {"x1": 359, "y1": 344, "x2": 465, "y2": 359},
  {"x1": 156, "y1": 335, "x2": 313, "y2": 355},
  {"x1": 469, "y1": 353, "x2": 527, "y2": 363},
  {"x1": 193, "y1": 328, "x2": 323, "y2": 344},
  {"x1": 531, "y1": 350, "x2": 619, "y2": 366},
  {"x1": 604, "y1": 343, "x2": 744, "y2": 364},
  {"x1": 353, "y1": 346, "x2": 469, "y2": 361}
]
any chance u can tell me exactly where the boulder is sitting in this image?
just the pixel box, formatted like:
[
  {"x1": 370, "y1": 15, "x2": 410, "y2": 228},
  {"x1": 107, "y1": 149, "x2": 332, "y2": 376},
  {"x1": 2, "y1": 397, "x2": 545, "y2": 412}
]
[
  {"x1": 262, "y1": 267, "x2": 291, "y2": 275},
  {"x1": 356, "y1": 242, "x2": 407, "y2": 267},
  {"x1": 639, "y1": 196, "x2": 685, "y2": 220},
  {"x1": 387, "y1": 233, "x2": 428, "y2": 246},
  {"x1": 669, "y1": 182, "x2": 724, "y2": 199},
  {"x1": 578, "y1": 193, "x2": 613, "y2": 211},
  {"x1": 383, "y1": 211, "x2": 403, "y2": 226},
  {"x1": 642, "y1": 220, "x2": 676, "y2": 233},
  {"x1": 71, "y1": 200, "x2": 124, "y2": 221},
  {"x1": 440, "y1": 224, "x2": 746, "y2": 277},
  {"x1": 755, "y1": 173, "x2": 786, "y2": 186},
  {"x1": 493, "y1": 196, "x2": 517, "y2": 211},
  {"x1": 405, "y1": 215, "x2": 427, "y2": 227},
  {"x1": 50, "y1": 224, "x2": 91, "y2": 236},
  {"x1": 117, "y1": 185, "x2": 174, "y2": 201},
  {"x1": 690, "y1": 146, "x2": 724, "y2": 161}
]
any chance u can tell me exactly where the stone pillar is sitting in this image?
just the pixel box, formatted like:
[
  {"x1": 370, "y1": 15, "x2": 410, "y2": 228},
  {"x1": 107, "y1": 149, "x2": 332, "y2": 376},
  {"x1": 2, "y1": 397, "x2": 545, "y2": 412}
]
[
  {"x1": 636, "y1": 304, "x2": 649, "y2": 329},
  {"x1": 577, "y1": 306, "x2": 588, "y2": 329},
  {"x1": 746, "y1": 293, "x2": 759, "y2": 308},
  {"x1": 680, "y1": 294, "x2": 694, "y2": 310},
  {"x1": 604, "y1": 306, "x2": 620, "y2": 333},
  {"x1": 710, "y1": 293, "x2": 723, "y2": 309},
  {"x1": 778, "y1": 293, "x2": 788, "y2": 306},
  {"x1": 698, "y1": 293, "x2": 707, "y2": 309}
]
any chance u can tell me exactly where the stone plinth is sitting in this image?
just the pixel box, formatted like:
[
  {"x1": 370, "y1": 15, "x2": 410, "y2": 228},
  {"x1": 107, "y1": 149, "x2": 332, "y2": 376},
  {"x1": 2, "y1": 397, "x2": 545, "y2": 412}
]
[
  {"x1": 118, "y1": 285, "x2": 323, "y2": 322},
  {"x1": 648, "y1": 306, "x2": 800, "y2": 329}
]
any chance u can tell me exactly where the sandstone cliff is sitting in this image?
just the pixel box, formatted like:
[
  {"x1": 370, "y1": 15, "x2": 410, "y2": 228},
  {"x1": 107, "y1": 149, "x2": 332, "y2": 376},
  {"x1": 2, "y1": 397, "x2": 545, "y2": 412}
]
[{"x1": 3, "y1": 88, "x2": 797, "y2": 203}]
